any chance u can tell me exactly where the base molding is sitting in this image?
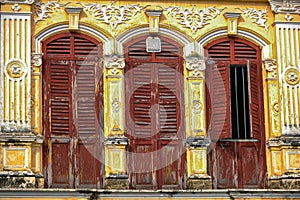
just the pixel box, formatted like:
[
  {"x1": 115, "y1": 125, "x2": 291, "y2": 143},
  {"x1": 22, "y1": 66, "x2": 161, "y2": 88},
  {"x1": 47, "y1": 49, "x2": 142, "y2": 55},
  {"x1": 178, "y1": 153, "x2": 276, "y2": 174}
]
[
  {"x1": 0, "y1": 171, "x2": 44, "y2": 188},
  {"x1": 104, "y1": 177, "x2": 129, "y2": 189},
  {"x1": 269, "y1": 175, "x2": 300, "y2": 189},
  {"x1": 187, "y1": 177, "x2": 212, "y2": 189}
]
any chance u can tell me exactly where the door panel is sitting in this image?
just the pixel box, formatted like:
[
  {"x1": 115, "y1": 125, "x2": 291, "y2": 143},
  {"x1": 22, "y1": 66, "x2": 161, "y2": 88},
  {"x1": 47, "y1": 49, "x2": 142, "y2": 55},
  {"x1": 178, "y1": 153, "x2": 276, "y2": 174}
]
[
  {"x1": 205, "y1": 37, "x2": 266, "y2": 189},
  {"x1": 125, "y1": 36, "x2": 185, "y2": 189},
  {"x1": 212, "y1": 142, "x2": 236, "y2": 189},
  {"x1": 43, "y1": 33, "x2": 102, "y2": 188},
  {"x1": 131, "y1": 140, "x2": 155, "y2": 189},
  {"x1": 51, "y1": 141, "x2": 72, "y2": 187},
  {"x1": 239, "y1": 142, "x2": 263, "y2": 188}
]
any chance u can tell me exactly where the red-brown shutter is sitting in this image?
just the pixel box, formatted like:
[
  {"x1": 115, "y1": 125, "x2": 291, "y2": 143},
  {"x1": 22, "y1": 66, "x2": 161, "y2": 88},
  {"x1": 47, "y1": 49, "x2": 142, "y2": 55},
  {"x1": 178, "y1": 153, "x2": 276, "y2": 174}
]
[
  {"x1": 206, "y1": 61, "x2": 231, "y2": 140},
  {"x1": 125, "y1": 36, "x2": 184, "y2": 189},
  {"x1": 157, "y1": 62, "x2": 181, "y2": 138},
  {"x1": 48, "y1": 60, "x2": 72, "y2": 136},
  {"x1": 248, "y1": 62, "x2": 261, "y2": 139},
  {"x1": 43, "y1": 33, "x2": 102, "y2": 188},
  {"x1": 129, "y1": 63, "x2": 153, "y2": 138}
]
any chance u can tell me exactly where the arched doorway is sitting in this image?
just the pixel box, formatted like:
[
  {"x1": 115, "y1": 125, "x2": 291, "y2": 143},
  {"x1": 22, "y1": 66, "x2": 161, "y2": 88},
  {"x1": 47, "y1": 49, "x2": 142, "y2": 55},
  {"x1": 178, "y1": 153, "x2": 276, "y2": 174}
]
[
  {"x1": 124, "y1": 36, "x2": 186, "y2": 189},
  {"x1": 42, "y1": 32, "x2": 103, "y2": 188},
  {"x1": 205, "y1": 37, "x2": 266, "y2": 188}
]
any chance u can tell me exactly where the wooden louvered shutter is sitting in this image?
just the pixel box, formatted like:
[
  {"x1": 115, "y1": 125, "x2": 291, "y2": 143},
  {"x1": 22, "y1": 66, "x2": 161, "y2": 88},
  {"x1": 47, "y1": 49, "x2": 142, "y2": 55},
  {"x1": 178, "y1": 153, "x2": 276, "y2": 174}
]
[
  {"x1": 44, "y1": 32, "x2": 102, "y2": 188},
  {"x1": 46, "y1": 59, "x2": 73, "y2": 187},
  {"x1": 157, "y1": 62, "x2": 181, "y2": 138},
  {"x1": 206, "y1": 61, "x2": 231, "y2": 140},
  {"x1": 48, "y1": 60, "x2": 72, "y2": 136},
  {"x1": 129, "y1": 62, "x2": 153, "y2": 138},
  {"x1": 248, "y1": 62, "x2": 261, "y2": 139}
]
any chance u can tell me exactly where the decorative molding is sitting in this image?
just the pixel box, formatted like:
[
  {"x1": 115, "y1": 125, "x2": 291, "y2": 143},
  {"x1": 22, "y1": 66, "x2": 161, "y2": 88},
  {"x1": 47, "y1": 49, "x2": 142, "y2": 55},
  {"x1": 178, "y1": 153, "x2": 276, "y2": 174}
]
[
  {"x1": 31, "y1": 53, "x2": 43, "y2": 67},
  {"x1": 104, "y1": 55, "x2": 125, "y2": 75},
  {"x1": 283, "y1": 66, "x2": 300, "y2": 86},
  {"x1": 65, "y1": 7, "x2": 83, "y2": 30},
  {"x1": 1, "y1": 121, "x2": 31, "y2": 133},
  {"x1": 0, "y1": 0, "x2": 34, "y2": 4},
  {"x1": 12, "y1": 4, "x2": 21, "y2": 12},
  {"x1": 3, "y1": 147, "x2": 29, "y2": 170},
  {"x1": 269, "y1": 0, "x2": 300, "y2": 14},
  {"x1": 285, "y1": 13, "x2": 293, "y2": 21},
  {"x1": 263, "y1": 59, "x2": 277, "y2": 78},
  {"x1": 111, "y1": 100, "x2": 121, "y2": 112},
  {"x1": 237, "y1": 8, "x2": 269, "y2": 31},
  {"x1": 79, "y1": 2, "x2": 147, "y2": 30},
  {"x1": 185, "y1": 56, "x2": 206, "y2": 76},
  {"x1": 272, "y1": 102, "x2": 279, "y2": 115},
  {"x1": 34, "y1": 0, "x2": 70, "y2": 24},
  {"x1": 5, "y1": 59, "x2": 28, "y2": 80},
  {"x1": 165, "y1": 6, "x2": 225, "y2": 33}
]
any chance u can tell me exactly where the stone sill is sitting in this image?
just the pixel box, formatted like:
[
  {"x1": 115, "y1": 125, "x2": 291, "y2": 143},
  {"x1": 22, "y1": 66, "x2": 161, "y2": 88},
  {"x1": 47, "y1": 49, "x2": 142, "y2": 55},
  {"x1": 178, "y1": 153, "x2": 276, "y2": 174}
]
[{"x1": 0, "y1": 189, "x2": 299, "y2": 199}]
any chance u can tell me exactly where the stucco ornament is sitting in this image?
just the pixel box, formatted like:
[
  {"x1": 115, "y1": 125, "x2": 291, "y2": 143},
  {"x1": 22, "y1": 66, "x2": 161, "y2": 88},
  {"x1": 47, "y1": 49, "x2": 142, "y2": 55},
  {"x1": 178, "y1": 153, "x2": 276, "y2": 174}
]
[
  {"x1": 283, "y1": 67, "x2": 300, "y2": 86},
  {"x1": 237, "y1": 8, "x2": 269, "y2": 31},
  {"x1": 12, "y1": 4, "x2": 21, "y2": 12},
  {"x1": 31, "y1": 53, "x2": 43, "y2": 67},
  {"x1": 269, "y1": 0, "x2": 300, "y2": 14},
  {"x1": 79, "y1": 2, "x2": 146, "y2": 30},
  {"x1": 186, "y1": 56, "x2": 206, "y2": 76},
  {"x1": 263, "y1": 59, "x2": 277, "y2": 78},
  {"x1": 0, "y1": 0, "x2": 34, "y2": 4},
  {"x1": 104, "y1": 55, "x2": 125, "y2": 75},
  {"x1": 5, "y1": 60, "x2": 27, "y2": 79},
  {"x1": 165, "y1": 6, "x2": 225, "y2": 33},
  {"x1": 34, "y1": 0, "x2": 70, "y2": 24}
]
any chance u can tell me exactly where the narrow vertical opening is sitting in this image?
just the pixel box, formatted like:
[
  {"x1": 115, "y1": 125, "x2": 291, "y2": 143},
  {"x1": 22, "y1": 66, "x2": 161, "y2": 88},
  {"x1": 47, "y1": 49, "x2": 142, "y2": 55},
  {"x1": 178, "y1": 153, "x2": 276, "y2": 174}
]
[{"x1": 230, "y1": 65, "x2": 251, "y2": 139}]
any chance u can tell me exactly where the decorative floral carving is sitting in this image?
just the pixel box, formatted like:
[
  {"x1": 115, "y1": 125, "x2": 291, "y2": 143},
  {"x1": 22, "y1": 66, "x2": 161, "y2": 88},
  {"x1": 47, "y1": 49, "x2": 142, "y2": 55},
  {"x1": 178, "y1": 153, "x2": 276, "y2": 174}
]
[
  {"x1": 34, "y1": 0, "x2": 70, "y2": 24},
  {"x1": 79, "y1": 2, "x2": 146, "y2": 30},
  {"x1": 12, "y1": 4, "x2": 21, "y2": 12},
  {"x1": 186, "y1": 56, "x2": 206, "y2": 76},
  {"x1": 193, "y1": 102, "x2": 203, "y2": 111},
  {"x1": 269, "y1": 0, "x2": 300, "y2": 14},
  {"x1": 111, "y1": 100, "x2": 121, "y2": 112},
  {"x1": 5, "y1": 60, "x2": 27, "y2": 79},
  {"x1": 285, "y1": 13, "x2": 293, "y2": 21},
  {"x1": 284, "y1": 67, "x2": 300, "y2": 86},
  {"x1": 237, "y1": 8, "x2": 269, "y2": 32},
  {"x1": 263, "y1": 59, "x2": 277, "y2": 78},
  {"x1": 104, "y1": 55, "x2": 125, "y2": 75},
  {"x1": 165, "y1": 6, "x2": 225, "y2": 33},
  {"x1": 31, "y1": 53, "x2": 43, "y2": 67},
  {"x1": 0, "y1": 0, "x2": 34, "y2": 4}
]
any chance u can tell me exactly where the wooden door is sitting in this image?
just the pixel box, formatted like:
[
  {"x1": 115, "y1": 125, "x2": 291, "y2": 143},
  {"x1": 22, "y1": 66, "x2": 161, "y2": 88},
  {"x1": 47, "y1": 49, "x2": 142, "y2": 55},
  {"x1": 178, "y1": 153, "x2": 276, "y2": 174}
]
[
  {"x1": 205, "y1": 38, "x2": 266, "y2": 189},
  {"x1": 43, "y1": 33, "x2": 103, "y2": 188},
  {"x1": 125, "y1": 36, "x2": 185, "y2": 189}
]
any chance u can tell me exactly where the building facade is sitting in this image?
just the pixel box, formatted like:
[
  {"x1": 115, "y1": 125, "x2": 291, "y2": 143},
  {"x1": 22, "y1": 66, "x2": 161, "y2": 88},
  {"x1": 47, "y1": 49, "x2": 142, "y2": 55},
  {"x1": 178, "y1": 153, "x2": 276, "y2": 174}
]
[{"x1": 0, "y1": 0, "x2": 299, "y2": 195}]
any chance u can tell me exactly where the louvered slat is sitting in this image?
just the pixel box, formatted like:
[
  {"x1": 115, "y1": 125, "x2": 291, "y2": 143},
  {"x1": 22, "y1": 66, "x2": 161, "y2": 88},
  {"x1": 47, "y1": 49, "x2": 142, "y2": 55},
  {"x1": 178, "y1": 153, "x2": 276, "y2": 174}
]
[
  {"x1": 249, "y1": 63, "x2": 261, "y2": 139},
  {"x1": 49, "y1": 60, "x2": 71, "y2": 136}
]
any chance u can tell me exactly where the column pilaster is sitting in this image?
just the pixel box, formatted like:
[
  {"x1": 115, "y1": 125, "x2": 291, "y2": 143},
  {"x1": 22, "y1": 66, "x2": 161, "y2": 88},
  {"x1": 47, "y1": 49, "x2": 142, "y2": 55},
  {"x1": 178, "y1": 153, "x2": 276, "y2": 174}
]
[
  {"x1": 103, "y1": 55, "x2": 129, "y2": 189},
  {"x1": 185, "y1": 56, "x2": 211, "y2": 189}
]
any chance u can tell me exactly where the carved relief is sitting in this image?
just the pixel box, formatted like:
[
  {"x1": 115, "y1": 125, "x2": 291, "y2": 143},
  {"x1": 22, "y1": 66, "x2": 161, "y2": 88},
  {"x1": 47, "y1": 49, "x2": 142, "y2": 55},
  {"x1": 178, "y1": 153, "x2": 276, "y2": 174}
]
[
  {"x1": 0, "y1": 0, "x2": 34, "y2": 4},
  {"x1": 12, "y1": 4, "x2": 21, "y2": 12},
  {"x1": 31, "y1": 53, "x2": 43, "y2": 68},
  {"x1": 104, "y1": 55, "x2": 125, "y2": 75},
  {"x1": 79, "y1": 2, "x2": 147, "y2": 30},
  {"x1": 269, "y1": 0, "x2": 300, "y2": 14},
  {"x1": 263, "y1": 59, "x2": 277, "y2": 79},
  {"x1": 165, "y1": 6, "x2": 225, "y2": 33},
  {"x1": 5, "y1": 59, "x2": 27, "y2": 79},
  {"x1": 237, "y1": 8, "x2": 269, "y2": 31},
  {"x1": 34, "y1": 0, "x2": 70, "y2": 24},
  {"x1": 284, "y1": 67, "x2": 300, "y2": 86},
  {"x1": 186, "y1": 56, "x2": 206, "y2": 76}
]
